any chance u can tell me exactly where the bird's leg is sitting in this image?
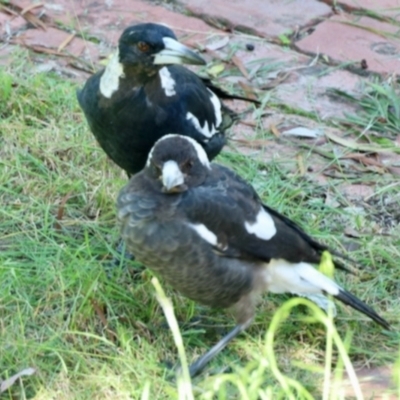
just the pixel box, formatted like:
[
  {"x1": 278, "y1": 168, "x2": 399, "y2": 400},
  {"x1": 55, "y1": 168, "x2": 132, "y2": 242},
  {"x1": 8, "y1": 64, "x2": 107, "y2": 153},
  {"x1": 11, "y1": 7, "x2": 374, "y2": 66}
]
[
  {"x1": 188, "y1": 319, "x2": 252, "y2": 378},
  {"x1": 113, "y1": 238, "x2": 135, "y2": 266},
  {"x1": 105, "y1": 238, "x2": 142, "y2": 276}
]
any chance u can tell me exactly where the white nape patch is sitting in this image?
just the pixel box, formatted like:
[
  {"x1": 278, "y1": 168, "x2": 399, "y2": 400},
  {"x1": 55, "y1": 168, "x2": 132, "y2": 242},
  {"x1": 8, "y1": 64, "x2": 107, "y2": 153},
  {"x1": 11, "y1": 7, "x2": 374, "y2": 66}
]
[
  {"x1": 245, "y1": 208, "x2": 276, "y2": 240},
  {"x1": 262, "y1": 259, "x2": 340, "y2": 296},
  {"x1": 146, "y1": 134, "x2": 211, "y2": 170},
  {"x1": 162, "y1": 160, "x2": 184, "y2": 189},
  {"x1": 296, "y1": 293, "x2": 337, "y2": 316},
  {"x1": 99, "y1": 50, "x2": 125, "y2": 98},
  {"x1": 159, "y1": 67, "x2": 176, "y2": 97},
  {"x1": 188, "y1": 223, "x2": 218, "y2": 246}
]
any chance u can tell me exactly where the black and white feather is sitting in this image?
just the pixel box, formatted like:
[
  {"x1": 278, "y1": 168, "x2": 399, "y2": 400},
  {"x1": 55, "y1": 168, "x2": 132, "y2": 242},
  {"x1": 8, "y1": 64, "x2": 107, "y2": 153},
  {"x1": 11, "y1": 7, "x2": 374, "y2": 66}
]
[
  {"x1": 117, "y1": 134, "x2": 389, "y2": 376},
  {"x1": 77, "y1": 23, "x2": 258, "y2": 177}
]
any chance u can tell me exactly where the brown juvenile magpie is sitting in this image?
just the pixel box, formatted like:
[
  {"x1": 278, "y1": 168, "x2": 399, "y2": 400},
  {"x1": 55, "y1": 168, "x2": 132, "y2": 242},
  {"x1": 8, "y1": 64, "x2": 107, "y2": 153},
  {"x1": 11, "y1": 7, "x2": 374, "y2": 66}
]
[
  {"x1": 117, "y1": 134, "x2": 390, "y2": 377},
  {"x1": 77, "y1": 23, "x2": 259, "y2": 177}
]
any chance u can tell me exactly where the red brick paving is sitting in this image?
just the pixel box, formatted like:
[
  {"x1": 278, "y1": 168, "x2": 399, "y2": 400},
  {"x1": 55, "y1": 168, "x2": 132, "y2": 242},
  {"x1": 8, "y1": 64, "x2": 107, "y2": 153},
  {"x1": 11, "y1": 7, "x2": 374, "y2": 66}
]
[
  {"x1": 273, "y1": 67, "x2": 362, "y2": 119},
  {"x1": 0, "y1": 9, "x2": 26, "y2": 36},
  {"x1": 322, "y1": 0, "x2": 400, "y2": 18},
  {"x1": 45, "y1": 0, "x2": 221, "y2": 48},
  {"x1": 1, "y1": 0, "x2": 400, "y2": 186},
  {"x1": 296, "y1": 14, "x2": 400, "y2": 75},
  {"x1": 17, "y1": 27, "x2": 99, "y2": 58},
  {"x1": 180, "y1": 0, "x2": 332, "y2": 37}
]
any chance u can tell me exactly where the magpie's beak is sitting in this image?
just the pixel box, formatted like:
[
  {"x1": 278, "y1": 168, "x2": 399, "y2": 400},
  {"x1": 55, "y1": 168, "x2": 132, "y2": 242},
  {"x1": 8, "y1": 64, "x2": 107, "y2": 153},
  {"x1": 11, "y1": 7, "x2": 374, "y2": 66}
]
[
  {"x1": 154, "y1": 37, "x2": 206, "y2": 66},
  {"x1": 162, "y1": 160, "x2": 187, "y2": 193}
]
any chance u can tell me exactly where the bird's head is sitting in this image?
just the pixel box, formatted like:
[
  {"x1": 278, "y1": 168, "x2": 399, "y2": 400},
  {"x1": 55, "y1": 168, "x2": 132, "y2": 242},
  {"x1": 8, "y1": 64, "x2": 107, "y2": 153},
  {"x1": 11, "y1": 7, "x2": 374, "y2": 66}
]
[
  {"x1": 146, "y1": 134, "x2": 211, "y2": 194},
  {"x1": 118, "y1": 23, "x2": 206, "y2": 69}
]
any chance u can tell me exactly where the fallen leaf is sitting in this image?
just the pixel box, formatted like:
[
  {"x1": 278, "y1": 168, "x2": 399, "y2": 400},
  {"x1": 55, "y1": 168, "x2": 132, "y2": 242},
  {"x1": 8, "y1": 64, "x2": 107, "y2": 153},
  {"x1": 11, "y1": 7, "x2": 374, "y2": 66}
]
[
  {"x1": 34, "y1": 60, "x2": 58, "y2": 73},
  {"x1": 232, "y1": 138, "x2": 272, "y2": 149},
  {"x1": 207, "y1": 63, "x2": 225, "y2": 78},
  {"x1": 91, "y1": 299, "x2": 118, "y2": 343},
  {"x1": 239, "y1": 119, "x2": 257, "y2": 128},
  {"x1": 297, "y1": 154, "x2": 306, "y2": 175},
  {"x1": 270, "y1": 124, "x2": 281, "y2": 138},
  {"x1": 58, "y1": 33, "x2": 75, "y2": 53},
  {"x1": 3, "y1": 0, "x2": 46, "y2": 30},
  {"x1": 206, "y1": 36, "x2": 229, "y2": 51},
  {"x1": 260, "y1": 71, "x2": 290, "y2": 90},
  {"x1": 247, "y1": 63, "x2": 262, "y2": 80},
  {"x1": 344, "y1": 227, "x2": 363, "y2": 238},
  {"x1": 21, "y1": 2, "x2": 44, "y2": 15},
  {"x1": 238, "y1": 81, "x2": 258, "y2": 101},
  {"x1": 1, "y1": 368, "x2": 36, "y2": 393},
  {"x1": 282, "y1": 127, "x2": 322, "y2": 138},
  {"x1": 54, "y1": 192, "x2": 72, "y2": 231},
  {"x1": 231, "y1": 55, "x2": 249, "y2": 80},
  {"x1": 325, "y1": 131, "x2": 400, "y2": 153},
  {"x1": 341, "y1": 152, "x2": 385, "y2": 168}
]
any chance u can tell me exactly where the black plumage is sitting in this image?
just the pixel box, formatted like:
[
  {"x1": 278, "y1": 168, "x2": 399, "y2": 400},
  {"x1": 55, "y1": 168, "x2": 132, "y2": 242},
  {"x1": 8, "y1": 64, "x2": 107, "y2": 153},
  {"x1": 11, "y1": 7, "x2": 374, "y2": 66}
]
[
  {"x1": 77, "y1": 23, "x2": 258, "y2": 177},
  {"x1": 117, "y1": 134, "x2": 390, "y2": 377}
]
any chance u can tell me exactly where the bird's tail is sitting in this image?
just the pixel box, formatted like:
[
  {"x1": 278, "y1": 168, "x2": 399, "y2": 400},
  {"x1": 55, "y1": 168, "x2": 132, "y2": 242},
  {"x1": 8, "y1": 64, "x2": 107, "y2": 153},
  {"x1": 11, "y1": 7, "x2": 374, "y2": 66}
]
[
  {"x1": 268, "y1": 260, "x2": 390, "y2": 329},
  {"x1": 333, "y1": 288, "x2": 390, "y2": 329},
  {"x1": 299, "y1": 263, "x2": 390, "y2": 329}
]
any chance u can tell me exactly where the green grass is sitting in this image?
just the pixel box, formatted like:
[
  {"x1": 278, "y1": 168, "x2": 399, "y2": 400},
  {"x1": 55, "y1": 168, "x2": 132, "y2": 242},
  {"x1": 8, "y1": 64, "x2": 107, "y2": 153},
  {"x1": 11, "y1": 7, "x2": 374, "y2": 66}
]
[{"x1": 1, "y1": 49, "x2": 399, "y2": 399}]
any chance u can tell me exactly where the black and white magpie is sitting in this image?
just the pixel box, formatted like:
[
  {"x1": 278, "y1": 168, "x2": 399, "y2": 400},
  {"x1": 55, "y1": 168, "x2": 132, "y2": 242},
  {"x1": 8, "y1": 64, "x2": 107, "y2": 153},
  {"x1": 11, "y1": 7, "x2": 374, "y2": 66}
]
[
  {"x1": 117, "y1": 134, "x2": 390, "y2": 377},
  {"x1": 77, "y1": 23, "x2": 258, "y2": 177}
]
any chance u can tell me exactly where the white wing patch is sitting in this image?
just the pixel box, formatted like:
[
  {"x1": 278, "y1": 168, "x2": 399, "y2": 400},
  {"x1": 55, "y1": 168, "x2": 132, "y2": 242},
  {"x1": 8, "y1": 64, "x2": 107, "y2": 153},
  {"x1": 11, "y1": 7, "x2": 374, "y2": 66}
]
[
  {"x1": 186, "y1": 112, "x2": 217, "y2": 138},
  {"x1": 99, "y1": 50, "x2": 125, "y2": 98},
  {"x1": 207, "y1": 89, "x2": 222, "y2": 127},
  {"x1": 186, "y1": 88, "x2": 222, "y2": 139},
  {"x1": 262, "y1": 259, "x2": 340, "y2": 296},
  {"x1": 159, "y1": 67, "x2": 176, "y2": 97},
  {"x1": 188, "y1": 223, "x2": 218, "y2": 246},
  {"x1": 244, "y1": 208, "x2": 276, "y2": 240}
]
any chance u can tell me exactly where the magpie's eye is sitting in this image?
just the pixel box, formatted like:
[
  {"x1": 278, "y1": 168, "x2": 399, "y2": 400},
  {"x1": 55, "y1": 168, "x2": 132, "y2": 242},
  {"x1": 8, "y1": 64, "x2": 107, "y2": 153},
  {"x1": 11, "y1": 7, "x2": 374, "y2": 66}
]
[
  {"x1": 152, "y1": 163, "x2": 162, "y2": 176},
  {"x1": 181, "y1": 160, "x2": 194, "y2": 172},
  {"x1": 137, "y1": 42, "x2": 150, "y2": 52}
]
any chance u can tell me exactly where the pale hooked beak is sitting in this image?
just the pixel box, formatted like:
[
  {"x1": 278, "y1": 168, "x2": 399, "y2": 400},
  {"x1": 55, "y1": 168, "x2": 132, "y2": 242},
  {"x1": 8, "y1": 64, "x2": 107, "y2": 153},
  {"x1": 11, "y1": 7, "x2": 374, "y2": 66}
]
[
  {"x1": 162, "y1": 160, "x2": 187, "y2": 193},
  {"x1": 153, "y1": 37, "x2": 206, "y2": 66}
]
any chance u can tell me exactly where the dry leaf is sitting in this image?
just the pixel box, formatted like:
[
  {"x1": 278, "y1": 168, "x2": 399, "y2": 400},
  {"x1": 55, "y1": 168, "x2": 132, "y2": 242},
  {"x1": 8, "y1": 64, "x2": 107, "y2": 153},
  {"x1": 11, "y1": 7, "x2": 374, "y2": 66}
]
[
  {"x1": 231, "y1": 55, "x2": 249, "y2": 80},
  {"x1": 58, "y1": 33, "x2": 75, "y2": 52},
  {"x1": 232, "y1": 138, "x2": 272, "y2": 149},
  {"x1": 239, "y1": 120, "x2": 257, "y2": 128},
  {"x1": 341, "y1": 153, "x2": 385, "y2": 168},
  {"x1": 1, "y1": 368, "x2": 36, "y2": 393},
  {"x1": 5, "y1": 0, "x2": 46, "y2": 30},
  {"x1": 270, "y1": 124, "x2": 281, "y2": 138},
  {"x1": 54, "y1": 192, "x2": 72, "y2": 231},
  {"x1": 283, "y1": 127, "x2": 322, "y2": 138},
  {"x1": 344, "y1": 227, "x2": 363, "y2": 238},
  {"x1": 238, "y1": 81, "x2": 258, "y2": 101},
  {"x1": 21, "y1": 2, "x2": 44, "y2": 15},
  {"x1": 91, "y1": 299, "x2": 118, "y2": 342},
  {"x1": 260, "y1": 71, "x2": 290, "y2": 90},
  {"x1": 297, "y1": 154, "x2": 306, "y2": 175},
  {"x1": 207, "y1": 63, "x2": 225, "y2": 77},
  {"x1": 206, "y1": 36, "x2": 229, "y2": 51},
  {"x1": 325, "y1": 131, "x2": 399, "y2": 153}
]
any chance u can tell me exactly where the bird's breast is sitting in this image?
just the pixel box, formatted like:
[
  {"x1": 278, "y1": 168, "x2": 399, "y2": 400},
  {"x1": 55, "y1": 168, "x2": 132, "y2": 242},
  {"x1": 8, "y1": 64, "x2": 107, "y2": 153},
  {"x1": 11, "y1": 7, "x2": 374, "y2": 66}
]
[{"x1": 120, "y1": 214, "x2": 254, "y2": 308}]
